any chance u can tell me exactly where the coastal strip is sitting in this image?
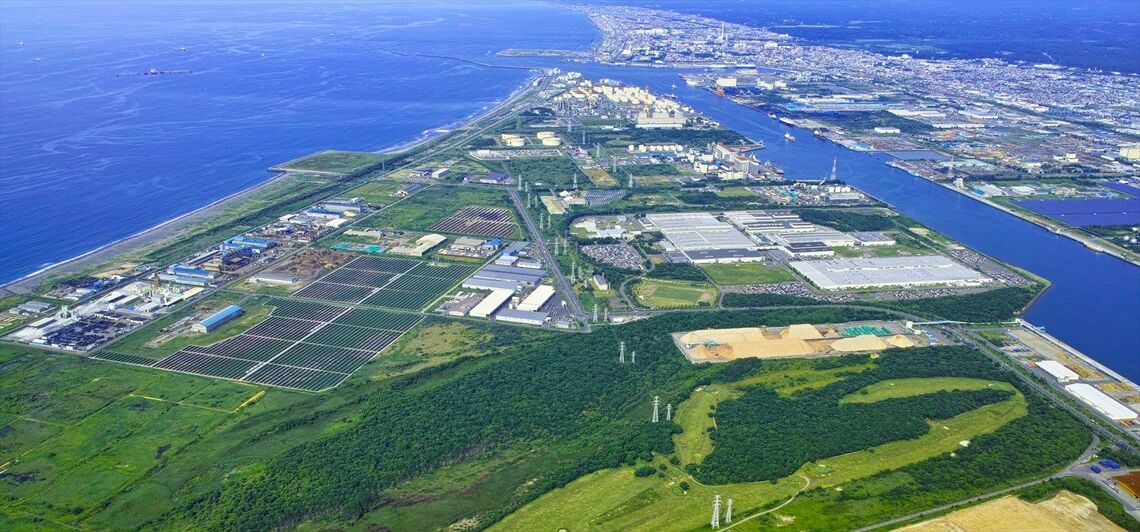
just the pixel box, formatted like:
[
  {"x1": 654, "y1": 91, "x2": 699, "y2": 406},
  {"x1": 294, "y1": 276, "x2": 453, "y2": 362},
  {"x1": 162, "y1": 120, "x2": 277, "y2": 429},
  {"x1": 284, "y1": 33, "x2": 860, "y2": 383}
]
[{"x1": 1, "y1": 68, "x2": 543, "y2": 295}]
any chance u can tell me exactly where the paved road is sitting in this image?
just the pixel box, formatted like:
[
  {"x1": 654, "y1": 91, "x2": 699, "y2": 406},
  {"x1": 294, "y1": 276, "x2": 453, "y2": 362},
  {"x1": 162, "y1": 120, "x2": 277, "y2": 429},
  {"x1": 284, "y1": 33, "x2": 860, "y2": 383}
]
[
  {"x1": 953, "y1": 327, "x2": 1139, "y2": 452},
  {"x1": 508, "y1": 188, "x2": 589, "y2": 328},
  {"x1": 856, "y1": 437, "x2": 1105, "y2": 531}
]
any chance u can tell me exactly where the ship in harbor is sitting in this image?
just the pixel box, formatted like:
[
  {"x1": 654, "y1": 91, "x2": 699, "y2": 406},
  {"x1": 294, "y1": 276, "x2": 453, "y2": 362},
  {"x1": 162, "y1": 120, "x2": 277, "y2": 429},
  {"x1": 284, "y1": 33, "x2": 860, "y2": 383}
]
[{"x1": 784, "y1": 132, "x2": 796, "y2": 142}]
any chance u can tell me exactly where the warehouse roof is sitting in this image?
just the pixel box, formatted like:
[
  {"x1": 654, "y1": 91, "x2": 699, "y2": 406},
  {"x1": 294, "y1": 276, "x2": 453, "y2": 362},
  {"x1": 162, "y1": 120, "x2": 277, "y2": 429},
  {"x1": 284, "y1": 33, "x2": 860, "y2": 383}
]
[
  {"x1": 1064, "y1": 383, "x2": 1138, "y2": 420},
  {"x1": 790, "y1": 256, "x2": 989, "y2": 290}
]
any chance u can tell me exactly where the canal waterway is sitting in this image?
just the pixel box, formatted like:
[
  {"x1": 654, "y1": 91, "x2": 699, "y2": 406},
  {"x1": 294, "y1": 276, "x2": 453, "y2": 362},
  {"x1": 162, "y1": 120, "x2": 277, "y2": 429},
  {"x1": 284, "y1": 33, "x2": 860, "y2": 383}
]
[{"x1": 564, "y1": 64, "x2": 1140, "y2": 382}]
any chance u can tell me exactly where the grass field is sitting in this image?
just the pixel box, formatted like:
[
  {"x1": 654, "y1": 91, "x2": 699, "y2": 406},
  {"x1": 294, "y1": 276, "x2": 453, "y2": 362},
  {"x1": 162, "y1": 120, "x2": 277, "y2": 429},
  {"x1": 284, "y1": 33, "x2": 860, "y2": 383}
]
[
  {"x1": 337, "y1": 181, "x2": 407, "y2": 203},
  {"x1": 716, "y1": 186, "x2": 759, "y2": 197},
  {"x1": 495, "y1": 367, "x2": 1027, "y2": 531},
  {"x1": 490, "y1": 459, "x2": 803, "y2": 532},
  {"x1": 840, "y1": 377, "x2": 1005, "y2": 404},
  {"x1": 500, "y1": 156, "x2": 583, "y2": 187},
  {"x1": 584, "y1": 167, "x2": 618, "y2": 187},
  {"x1": 0, "y1": 345, "x2": 287, "y2": 527},
  {"x1": 700, "y1": 262, "x2": 796, "y2": 286},
  {"x1": 634, "y1": 279, "x2": 716, "y2": 308},
  {"x1": 277, "y1": 150, "x2": 385, "y2": 174},
  {"x1": 362, "y1": 186, "x2": 522, "y2": 238}
]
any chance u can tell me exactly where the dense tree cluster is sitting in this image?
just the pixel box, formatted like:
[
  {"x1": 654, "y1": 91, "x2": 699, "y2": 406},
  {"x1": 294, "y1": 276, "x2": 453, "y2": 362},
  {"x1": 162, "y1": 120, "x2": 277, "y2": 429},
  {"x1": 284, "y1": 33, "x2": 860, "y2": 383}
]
[
  {"x1": 798, "y1": 209, "x2": 897, "y2": 232},
  {"x1": 645, "y1": 263, "x2": 708, "y2": 281},
  {"x1": 179, "y1": 308, "x2": 890, "y2": 530},
  {"x1": 886, "y1": 287, "x2": 1037, "y2": 323},
  {"x1": 691, "y1": 346, "x2": 1014, "y2": 484},
  {"x1": 723, "y1": 286, "x2": 1040, "y2": 323}
]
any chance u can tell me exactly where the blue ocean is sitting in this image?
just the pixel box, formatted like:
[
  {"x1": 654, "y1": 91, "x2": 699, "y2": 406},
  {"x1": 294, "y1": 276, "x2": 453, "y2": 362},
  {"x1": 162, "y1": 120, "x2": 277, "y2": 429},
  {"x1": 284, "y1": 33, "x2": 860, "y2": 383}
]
[
  {"x1": 0, "y1": 0, "x2": 596, "y2": 283},
  {"x1": 1, "y1": 1, "x2": 1137, "y2": 380}
]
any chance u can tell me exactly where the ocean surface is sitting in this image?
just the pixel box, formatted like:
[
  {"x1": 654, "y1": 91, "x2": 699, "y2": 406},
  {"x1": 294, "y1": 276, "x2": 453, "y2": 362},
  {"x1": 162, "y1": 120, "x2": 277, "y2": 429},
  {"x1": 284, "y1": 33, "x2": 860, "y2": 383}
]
[
  {"x1": 0, "y1": 0, "x2": 596, "y2": 283},
  {"x1": 605, "y1": 0, "x2": 1140, "y2": 73},
  {"x1": 1, "y1": 1, "x2": 1137, "y2": 380}
]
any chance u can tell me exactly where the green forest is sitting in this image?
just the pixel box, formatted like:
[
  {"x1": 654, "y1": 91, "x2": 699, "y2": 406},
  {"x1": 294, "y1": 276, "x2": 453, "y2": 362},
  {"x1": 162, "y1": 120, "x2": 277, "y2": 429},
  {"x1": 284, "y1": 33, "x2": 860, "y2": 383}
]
[{"x1": 172, "y1": 307, "x2": 893, "y2": 529}]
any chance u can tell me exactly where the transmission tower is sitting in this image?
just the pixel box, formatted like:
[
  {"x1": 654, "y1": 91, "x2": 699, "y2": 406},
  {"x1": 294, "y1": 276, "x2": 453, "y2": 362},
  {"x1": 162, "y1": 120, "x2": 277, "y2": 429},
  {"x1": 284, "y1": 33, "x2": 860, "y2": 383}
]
[
  {"x1": 666, "y1": 403, "x2": 672, "y2": 421},
  {"x1": 593, "y1": 304, "x2": 599, "y2": 322},
  {"x1": 711, "y1": 495, "x2": 721, "y2": 529},
  {"x1": 517, "y1": 176, "x2": 523, "y2": 191},
  {"x1": 652, "y1": 396, "x2": 660, "y2": 423},
  {"x1": 627, "y1": 171, "x2": 634, "y2": 189},
  {"x1": 629, "y1": 349, "x2": 634, "y2": 364},
  {"x1": 725, "y1": 498, "x2": 733, "y2": 524},
  {"x1": 619, "y1": 341, "x2": 626, "y2": 364}
]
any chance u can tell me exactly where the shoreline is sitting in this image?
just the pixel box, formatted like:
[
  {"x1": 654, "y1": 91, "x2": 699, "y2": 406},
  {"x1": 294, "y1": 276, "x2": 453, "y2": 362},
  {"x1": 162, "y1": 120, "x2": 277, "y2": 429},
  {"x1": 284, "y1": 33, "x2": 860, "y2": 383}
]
[
  {"x1": 0, "y1": 171, "x2": 290, "y2": 296},
  {"x1": 1, "y1": 68, "x2": 542, "y2": 295}
]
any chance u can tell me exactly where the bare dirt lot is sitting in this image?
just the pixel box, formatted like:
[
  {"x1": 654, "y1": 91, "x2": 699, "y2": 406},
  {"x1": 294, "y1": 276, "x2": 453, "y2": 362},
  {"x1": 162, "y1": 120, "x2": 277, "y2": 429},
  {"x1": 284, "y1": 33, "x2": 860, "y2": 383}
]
[{"x1": 900, "y1": 490, "x2": 1123, "y2": 532}]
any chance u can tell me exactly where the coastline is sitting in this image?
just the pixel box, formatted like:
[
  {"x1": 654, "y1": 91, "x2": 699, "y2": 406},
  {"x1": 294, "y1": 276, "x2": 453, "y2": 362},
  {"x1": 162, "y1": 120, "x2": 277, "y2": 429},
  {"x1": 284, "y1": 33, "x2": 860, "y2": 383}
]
[
  {"x1": 0, "y1": 171, "x2": 291, "y2": 296},
  {"x1": 1, "y1": 68, "x2": 542, "y2": 295}
]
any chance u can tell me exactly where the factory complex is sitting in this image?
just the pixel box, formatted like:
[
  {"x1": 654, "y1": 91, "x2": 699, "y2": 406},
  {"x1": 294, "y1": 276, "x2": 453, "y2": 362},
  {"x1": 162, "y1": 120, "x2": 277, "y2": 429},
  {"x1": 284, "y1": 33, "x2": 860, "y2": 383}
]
[
  {"x1": 436, "y1": 241, "x2": 568, "y2": 328},
  {"x1": 790, "y1": 256, "x2": 991, "y2": 290},
  {"x1": 647, "y1": 210, "x2": 906, "y2": 264},
  {"x1": 673, "y1": 320, "x2": 926, "y2": 363},
  {"x1": 6, "y1": 279, "x2": 205, "y2": 351}
]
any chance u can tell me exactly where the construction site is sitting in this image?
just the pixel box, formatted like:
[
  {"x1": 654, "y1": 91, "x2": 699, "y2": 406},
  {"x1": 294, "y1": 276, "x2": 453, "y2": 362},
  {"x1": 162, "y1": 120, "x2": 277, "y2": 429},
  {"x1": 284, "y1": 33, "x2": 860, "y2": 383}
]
[{"x1": 672, "y1": 320, "x2": 928, "y2": 363}]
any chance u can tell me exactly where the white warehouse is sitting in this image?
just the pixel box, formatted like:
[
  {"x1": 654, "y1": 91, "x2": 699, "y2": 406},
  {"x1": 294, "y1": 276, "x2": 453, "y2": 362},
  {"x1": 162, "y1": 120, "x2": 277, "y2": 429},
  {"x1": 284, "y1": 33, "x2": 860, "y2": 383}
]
[
  {"x1": 1037, "y1": 360, "x2": 1079, "y2": 383},
  {"x1": 1064, "y1": 383, "x2": 1138, "y2": 421},
  {"x1": 790, "y1": 256, "x2": 990, "y2": 290}
]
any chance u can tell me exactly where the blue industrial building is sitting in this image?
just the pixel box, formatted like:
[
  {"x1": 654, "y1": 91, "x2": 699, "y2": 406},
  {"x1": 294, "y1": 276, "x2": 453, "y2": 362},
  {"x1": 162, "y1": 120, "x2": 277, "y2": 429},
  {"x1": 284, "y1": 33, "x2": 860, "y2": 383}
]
[
  {"x1": 222, "y1": 235, "x2": 276, "y2": 252},
  {"x1": 192, "y1": 305, "x2": 243, "y2": 333}
]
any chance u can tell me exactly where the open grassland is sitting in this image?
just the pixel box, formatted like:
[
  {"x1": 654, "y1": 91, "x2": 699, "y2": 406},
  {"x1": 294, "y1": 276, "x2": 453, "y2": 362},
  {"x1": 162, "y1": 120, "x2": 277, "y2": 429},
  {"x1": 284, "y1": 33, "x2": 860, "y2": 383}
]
[
  {"x1": 800, "y1": 387, "x2": 1026, "y2": 488},
  {"x1": 634, "y1": 279, "x2": 716, "y2": 308},
  {"x1": 277, "y1": 150, "x2": 385, "y2": 174},
  {"x1": 362, "y1": 186, "x2": 522, "y2": 238},
  {"x1": 584, "y1": 167, "x2": 618, "y2": 187},
  {"x1": 490, "y1": 460, "x2": 804, "y2": 532},
  {"x1": 0, "y1": 322, "x2": 530, "y2": 530},
  {"x1": 700, "y1": 262, "x2": 796, "y2": 286},
  {"x1": 358, "y1": 321, "x2": 496, "y2": 381},
  {"x1": 0, "y1": 345, "x2": 287, "y2": 527},
  {"x1": 716, "y1": 186, "x2": 759, "y2": 197},
  {"x1": 337, "y1": 180, "x2": 407, "y2": 203},
  {"x1": 497, "y1": 365, "x2": 1028, "y2": 532},
  {"x1": 499, "y1": 156, "x2": 584, "y2": 187},
  {"x1": 840, "y1": 377, "x2": 1008, "y2": 404}
]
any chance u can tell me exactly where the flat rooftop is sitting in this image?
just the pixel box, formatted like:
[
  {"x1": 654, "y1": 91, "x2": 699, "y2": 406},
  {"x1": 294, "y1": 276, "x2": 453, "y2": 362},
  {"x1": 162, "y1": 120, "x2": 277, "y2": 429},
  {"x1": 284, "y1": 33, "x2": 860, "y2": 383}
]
[
  {"x1": 645, "y1": 212, "x2": 755, "y2": 251},
  {"x1": 790, "y1": 255, "x2": 989, "y2": 290}
]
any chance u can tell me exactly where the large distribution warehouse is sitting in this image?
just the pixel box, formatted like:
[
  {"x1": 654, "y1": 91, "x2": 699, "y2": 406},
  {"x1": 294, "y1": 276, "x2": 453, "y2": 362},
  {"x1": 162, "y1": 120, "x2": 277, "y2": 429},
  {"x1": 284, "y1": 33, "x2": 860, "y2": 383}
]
[
  {"x1": 790, "y1": 256, "x2": 990, "y2": 290},
  {"x1": 645, "y1": 212, "x2": 755, "y2": 252},
  {"x1": 1064, "y1": 383, "x2": 1139, "y2": 421}
]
